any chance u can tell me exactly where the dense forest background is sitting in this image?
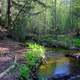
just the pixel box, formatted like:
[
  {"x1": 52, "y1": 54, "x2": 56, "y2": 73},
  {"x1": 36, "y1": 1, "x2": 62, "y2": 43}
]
[
  {"x1": 0, "y1": 0, "x2": 80, "y2": 80},
  {"x1": 0, "y1": 0, "x2": 80, "y2": 48}
]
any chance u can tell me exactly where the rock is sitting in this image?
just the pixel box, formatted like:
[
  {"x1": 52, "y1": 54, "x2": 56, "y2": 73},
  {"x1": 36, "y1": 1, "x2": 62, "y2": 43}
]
[
  {"x1": 69, "y1": 46, "x2": 80, "y2": 50},
  {"x1": 65, "y1": 54, "x2": 76, "y2": 59},
  {"x1": 65, "y1": 54, "x2": 80, "y2": 59}
]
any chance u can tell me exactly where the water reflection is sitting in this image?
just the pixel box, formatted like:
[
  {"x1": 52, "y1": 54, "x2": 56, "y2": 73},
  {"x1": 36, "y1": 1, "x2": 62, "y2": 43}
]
[
  {"x1": 39, "y1": 51, "x2": 80, "y2": 80},
  {"x1": 53, "y1": 62, "x2": 70, "y2": 79}
]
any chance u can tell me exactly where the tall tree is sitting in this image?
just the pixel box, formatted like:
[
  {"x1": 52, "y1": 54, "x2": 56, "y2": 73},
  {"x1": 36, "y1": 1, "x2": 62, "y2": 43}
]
[
  {"x1": 0, "y1": 0, "x2": 2, "y2": 17},
  {"x1": 51, "y1": 0, "x2": 57, "y2": 35},
  {"x1": 0, "y1": 0, "x2": 2, "y2": 24},
  {"x1": 54, "y1": 0, "x2": 57, "y2": 29},
  {"x1": 7, "y1": 0, "x2": 12, "y2": 29}
]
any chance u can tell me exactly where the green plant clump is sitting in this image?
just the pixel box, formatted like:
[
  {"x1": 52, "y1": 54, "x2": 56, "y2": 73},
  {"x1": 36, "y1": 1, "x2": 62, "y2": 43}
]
[
  {"x1": 19, "y1": 65, "x2": 30, "y2": 80},
  {"x1": 19, "y1": 43, "x2": 46, "y2": 80},
  {"x1": 73, "y1": 38, "x2": 80, "y2": 47},
  {"x1": 25, "y1": 43, "x2": 46, "y2": 66}
]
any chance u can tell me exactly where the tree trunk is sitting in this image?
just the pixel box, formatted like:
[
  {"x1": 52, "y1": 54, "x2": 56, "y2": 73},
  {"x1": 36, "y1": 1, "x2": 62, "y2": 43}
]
[
  {"x1": 51, "y1": 0, "x2": 57, "y2": 34},
  {"x1": 0, "y1": 0, "x2": 2, "y2": 25},
  {"x1": 0, "y1": 0, "x2": 2, "y2": 17},
  {"x1": 54, "y1": 0, "x2": 57, "y2": 29},
  {"x1": 7, "y1": 0, "x2": 12, "y2": 30}
]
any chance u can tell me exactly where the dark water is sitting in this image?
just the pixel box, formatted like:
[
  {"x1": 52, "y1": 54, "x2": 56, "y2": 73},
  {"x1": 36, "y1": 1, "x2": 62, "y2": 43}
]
[{"x1": 39, "y1": 49, "x2": 80, "y2": 80}]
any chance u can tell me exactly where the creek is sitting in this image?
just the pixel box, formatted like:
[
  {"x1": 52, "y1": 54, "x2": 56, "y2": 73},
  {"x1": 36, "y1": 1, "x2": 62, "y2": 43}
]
[{"x1": 39, "y1": 48, "x2": 80, "y2": 80}]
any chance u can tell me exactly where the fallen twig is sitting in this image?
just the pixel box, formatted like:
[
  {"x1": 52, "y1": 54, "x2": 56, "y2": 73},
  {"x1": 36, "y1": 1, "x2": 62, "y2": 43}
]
[
  {"x1": 0, "y1": 64, "x2": 16, "y2": 79},
  {"x1": 0, "y1": 56, "x2": 17, "y2": 79}
]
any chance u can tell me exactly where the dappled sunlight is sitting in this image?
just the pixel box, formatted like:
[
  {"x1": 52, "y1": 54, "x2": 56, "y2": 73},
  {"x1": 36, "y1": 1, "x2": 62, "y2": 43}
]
[
  {"x1": 56, "y1": 57, "x2": 70, "y2": 64},
  {"x1": 39, "y1": 58, "x2": 56, "y2": 76}
]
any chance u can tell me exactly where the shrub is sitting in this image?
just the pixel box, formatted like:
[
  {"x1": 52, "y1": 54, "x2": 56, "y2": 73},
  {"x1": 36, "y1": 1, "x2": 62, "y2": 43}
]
[
  {"x1": 19, "y1": 43, "x2": 46, "y2": 80},
  {"x1": 19, "y1": 65, "x2": 30, "y2": 80},
  {"x1": 39, "y1": 35, "x2": 73, "y2": 48},
  {"x1": 73, "y1": 38, "x2": 80, "y2": 47},
  {"x1": 25, "y1": 43, "x2": 46, "y2": 66}
]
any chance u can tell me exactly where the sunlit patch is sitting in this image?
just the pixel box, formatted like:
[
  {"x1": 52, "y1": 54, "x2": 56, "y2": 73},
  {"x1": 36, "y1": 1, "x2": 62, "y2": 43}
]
[
  {"x1": 39, "y1": 58, "x2": 56, "y2": 76},
  {"x1": 56, "y1": 57, "x2": 70, "y2": 64}
]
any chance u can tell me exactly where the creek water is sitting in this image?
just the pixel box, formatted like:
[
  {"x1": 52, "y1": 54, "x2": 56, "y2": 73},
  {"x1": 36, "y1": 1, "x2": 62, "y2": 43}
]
[{"x1": 39, "y1": 49, "x2": 80, "y2": 80}]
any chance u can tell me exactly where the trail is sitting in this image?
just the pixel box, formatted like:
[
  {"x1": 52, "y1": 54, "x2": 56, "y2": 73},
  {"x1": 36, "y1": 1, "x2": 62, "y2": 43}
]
[{"x1": 0, "y1": 39, "x2": 26, "y2": 80}]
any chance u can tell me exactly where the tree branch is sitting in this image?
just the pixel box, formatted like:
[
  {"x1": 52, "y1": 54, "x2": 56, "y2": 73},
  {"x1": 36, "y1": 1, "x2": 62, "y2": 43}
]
[{"x1": 33, "y1": 0, "x2": 50, "y2": 8}]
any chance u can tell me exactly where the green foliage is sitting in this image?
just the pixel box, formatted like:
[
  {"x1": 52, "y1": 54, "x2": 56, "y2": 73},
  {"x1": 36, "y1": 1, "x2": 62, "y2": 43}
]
[
  {"x1": 73, "y1": 38, "x2": 80, "y2": 47},
  {"x1": 19, "y1": 64, "x2": 30, "y2": 80},
  {"x1": 39, "y1": 34, "x2": 73, "y2": 48},
  {"x1": 25, "y1": 43, "x2": 45, "y2": 66},
  {"x1": 28, "y1": 43, "x2": 45, "y2": 56},
  {"x1": 19, "y1": 43, "x2": 45, "y2": 79}
]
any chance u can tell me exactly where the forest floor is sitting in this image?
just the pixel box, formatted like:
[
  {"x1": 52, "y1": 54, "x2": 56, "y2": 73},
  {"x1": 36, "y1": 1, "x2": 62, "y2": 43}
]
[{"x1": 0, "y1": 39, "x2": 26, "y2": 80}]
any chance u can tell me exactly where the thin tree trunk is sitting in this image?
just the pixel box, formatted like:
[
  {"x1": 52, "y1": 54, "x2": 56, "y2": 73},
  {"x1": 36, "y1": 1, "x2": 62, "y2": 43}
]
[
  {"x1": 54, "y1": 0, "x2": 57, "y2": 37},
  {"x1": 0, "y1": 0, "x2": 2, "y2": 25},
  {"x1": 51, "y1": 0, "x2": 57, "y2": 35},
  {"x1": 0, "y1": 0, "x2": 2, "y2": 17},
  {"x1": 70, "y1": 0, "x2": 73, "y2": 30},
  {"x1": 54, "y1": 0, "x2": 57, "y2": 29},
  {"x1": 7, "y1": 0, "x2": 12, "y2": 30}
]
